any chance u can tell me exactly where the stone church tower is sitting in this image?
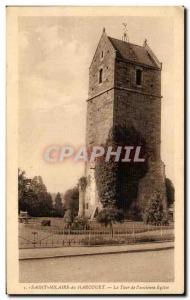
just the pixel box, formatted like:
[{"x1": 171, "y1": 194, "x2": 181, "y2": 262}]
[{"x1": 78, "y1": 28, "x2": 167, "y2": 219}]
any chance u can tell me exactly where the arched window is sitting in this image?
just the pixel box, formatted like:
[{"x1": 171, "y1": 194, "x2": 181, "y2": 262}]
[{"x1": 99, "y1": 68, "x2": 103, "y2": 84}]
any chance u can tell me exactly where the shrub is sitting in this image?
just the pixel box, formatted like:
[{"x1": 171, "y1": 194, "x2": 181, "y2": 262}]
[
  {"x1": 71, "y1": 216, "x2": 90, "y2": 230},
  {"x1": 64, "y1": 209, "x2": 74, "y2": 228},
  {"x1": 143, "y1": 193, "x2": 168, "y2": 225},
  {"x1": 96, "y1": 207, "x2": 124, "y2": 230},
  {"x1": 165, "y1": 177, "x2": 175, "y2": 207},
  {"x1": 41, "y1": 220, "x2": 51, "y2": 226}
]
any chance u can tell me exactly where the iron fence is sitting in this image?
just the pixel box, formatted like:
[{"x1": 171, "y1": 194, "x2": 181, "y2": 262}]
[{"x1": 19, "y1": 220, "x2": 174, "y2": 249}]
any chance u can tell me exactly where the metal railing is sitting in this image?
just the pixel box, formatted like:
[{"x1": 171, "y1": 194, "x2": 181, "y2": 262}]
[{"x1": 19, "y1": 221, "x2": 174, "y2": 249}]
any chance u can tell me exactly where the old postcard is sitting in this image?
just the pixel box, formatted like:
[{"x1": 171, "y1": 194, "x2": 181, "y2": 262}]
[{"x1": 6, "y1": 6, "x2": 184, "y2": 295}]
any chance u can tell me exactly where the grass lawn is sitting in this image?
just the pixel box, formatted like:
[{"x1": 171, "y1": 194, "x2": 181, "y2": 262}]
[{"x1": 19, "y1": 218, "x2": 174, "y2": 248}]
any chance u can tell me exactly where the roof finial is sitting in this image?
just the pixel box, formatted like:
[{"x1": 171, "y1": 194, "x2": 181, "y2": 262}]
[
  {"x1": 143, "y1": 38, "x2": 147, "y2": 46},
  {"x1": 103, "y1": 27, "x2": 106, "y2": 34},
  {"x1": 122, "y1": 22, "x2": 129, "y2": 43}
]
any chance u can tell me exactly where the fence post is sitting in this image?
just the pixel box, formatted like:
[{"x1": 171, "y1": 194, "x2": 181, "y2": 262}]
[
  {"x1": 32, "y1": 231, "x2": 37, "y2": 248},
  {"x1": 133, "y1": 223, "x2": 135, "y2": 243},
  {"x1": 62, "y1": 226, "x2": 64, "y2": 247},
  {"x1": 111, "y1": 224, "x2": 114, "y2": 238},
  {"x1": 68, "y1": 228, "x2": 71, "y2": 246},
  {"x1": 125, "y1": 225, "x2": 127, "y2": 242},
  {"x1": 160, "y1": 224, "x2": 163, "y2": 238}
]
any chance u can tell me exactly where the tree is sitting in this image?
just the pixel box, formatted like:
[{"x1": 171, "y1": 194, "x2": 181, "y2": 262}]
[
  {"x1": 64, "y1": 186, "x2": 79, "y2": 217},
  {"x1": 165, "y1": 178, "x2": 175, "y2": 207},
  {"x1": 38, "y1": 192, "x2": 53, "y2": 217},
  {"x1": 54, "y1": 192, "x2": 64, "y2": 217},
  {"x1": 18, "y1": 169, "x2": 53, "y2": 217},
  {"x1": 64, "y1": 209, "x2": 74, "y2": 229},
  {"x1": 18, "y1": 168, "x2": 37, "y2": 215},
  {"x1": 18, "y1": 168, "x2": 26, "y2": 204},
  {"x1": 19, "y1": 189, "x2": 36, "y2": 214},
  {"x1": 30, "y1": 176, "x2": 47, "y2": 194},
  {"x1": 18, "y1": 169, "x2": 32, "y2": 211},
  {"x1": 143, "y1": 193, "x2": 168, "y2": 225},
  {"x1": 96, "y1": 207, "x2": 124, "y2": 235},
  {"x1": 29, "y1": 176, "x2": 53, "y2": 217}
]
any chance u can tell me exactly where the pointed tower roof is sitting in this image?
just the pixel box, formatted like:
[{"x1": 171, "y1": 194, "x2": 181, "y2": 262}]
[{"x1": 108, "y1": 36, "x2": 161, "y2": 69}]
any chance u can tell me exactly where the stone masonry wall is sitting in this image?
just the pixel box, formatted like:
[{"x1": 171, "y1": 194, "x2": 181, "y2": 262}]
[
  {"x1": 82, "y1": 37, "x2": 166, "y2": 218},
  {"x1": 85, "y1": 89, "x2": 114, "y2": 216},
  {"x1": 115, "y1": 59, "x2": 161, "y2": 96},
  {"x1": 114, "y1": 58, "x2": 162, "y2": 160},
  {"x1": 88, "y1": 32, "x2": 115, "y2": 99},
  {"x1": 86, "y1": 89, "x2": 114, "y2": 146},
  {"x1": 113, "y1": 59, "x2": 166, "y2": 213},
  {"x1": 114, "y1": 90, "x2": 161, "y2": 161}
]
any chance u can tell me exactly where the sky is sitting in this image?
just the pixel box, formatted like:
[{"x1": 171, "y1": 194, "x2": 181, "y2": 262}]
[{"x1": 18, "y1": 14, "x2": 175, "y2": 193}]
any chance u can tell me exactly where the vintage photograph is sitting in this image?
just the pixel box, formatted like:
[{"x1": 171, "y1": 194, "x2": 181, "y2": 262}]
[{"x1": 6, "y1": 6, "x2": 184, "y2": 294}]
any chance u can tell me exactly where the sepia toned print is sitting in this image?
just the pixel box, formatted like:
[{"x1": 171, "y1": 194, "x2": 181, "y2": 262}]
[{"x1": 7, "y1": 6, "x2": 184, "y2": 294}]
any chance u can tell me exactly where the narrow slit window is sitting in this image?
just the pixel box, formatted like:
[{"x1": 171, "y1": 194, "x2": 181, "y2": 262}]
[
  {"x1": 136, "y1": 69, "x2": 142, "y2": 86},
  {"x1": 99, "y1": 68, "x2": 103, "y2": 84}
]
